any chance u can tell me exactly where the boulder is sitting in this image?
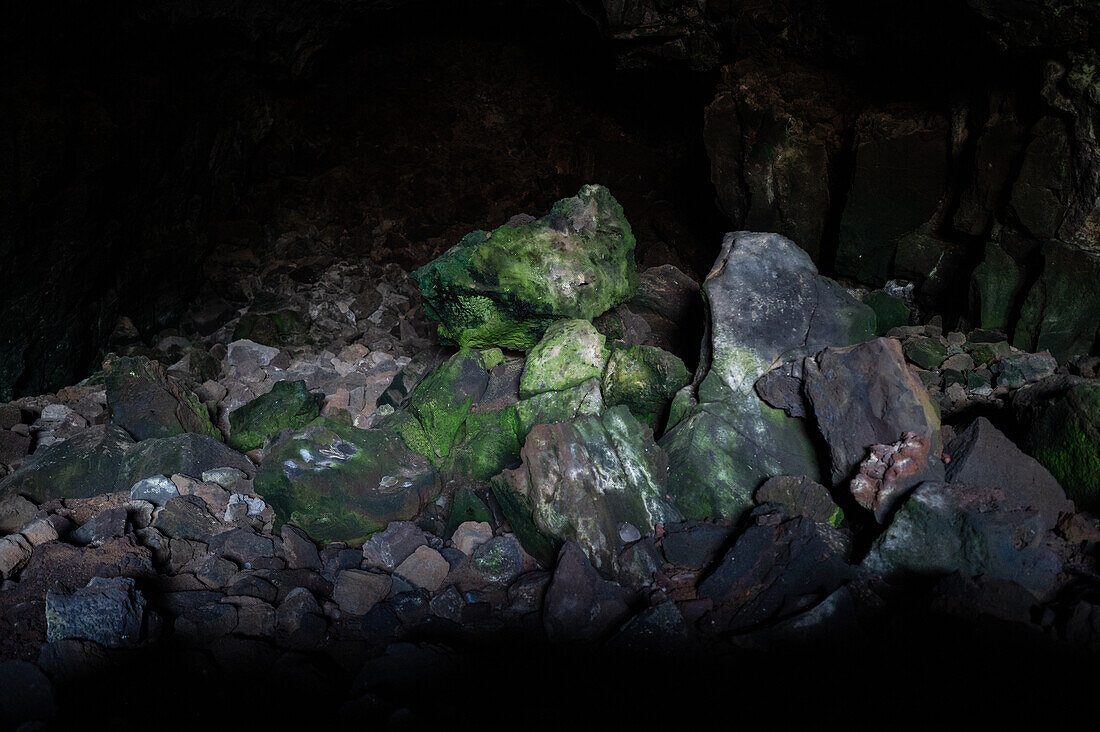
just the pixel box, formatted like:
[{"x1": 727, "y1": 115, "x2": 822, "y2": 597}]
[
  {"x1": 228, "y1": 379, "x2": 324, "y2": 452},
  {"x1": 660, "y1": 232, "x2": 874, "y2": 521},
  {"x1": 755, "y1": 475, "x2": 844, "y2": 527},
  {"x1": 0, "y1": 425, "x2": 251, "y2": 503},
  {"x1": 804, "y1": 337, "x2": 942, "y2": 486},
  {"x1": 256, "y1": 420, "x2": 437, "y2": 545},
  {"x1": 519, "y1": 319, "x2": 608, "y2": 398},
  {"x1": 543, "y1": 542, "x2": 631, "y2": 643},
  {"x1": 601, "y1": 344, "x2": 690, "y2": 426},
  {"x1": 104, "y1": 355, "x2": 219, "y2": 441},
  {"x1": 864, "y1": 482, "x2": 1064, "y2": 599},
  {"x1": 1012, "y1": 242, "x2": 1100, "y2": 362},
  {"x1": 698, "y1": 506, "x2": 851, "y2": 633},
  {"x1": 1013, "y1": 377, "x2": 1100, "y2": 512},
  {"x1": 849, "y1": 432, "x2": 938, "y2": 522},
  {"x1": 491, "y1": 406, "x2": 680, "y2": 575},
  {"x1": 945, "y1": 416, "x2": 1073, "y2": 530},
  {"x1": 45, "y1": 576, "x2": 146, "y2": 647},
  {"x1": 413, "y1": 184, "x2": 638, "y2": 350},
  {"x1": 865, "y1": 291, "x2": 910, "y2": 335},
  {"x1": 971, "y1": 242, "x2": 1026, "y2": 333}
]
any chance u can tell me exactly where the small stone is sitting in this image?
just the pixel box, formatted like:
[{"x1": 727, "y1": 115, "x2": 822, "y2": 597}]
[
  {"x1": 0, "y1": 534, "x2": 32, "y2": 580},
  {"x1": 451, "y1": 521, "x2": 493, "y2": 556},
  {"x1": 0, "y1": 495, "x2": 37, "y2": 535},
  {"x1": 393, "y1": 546, "x2": 449, "y2": 592},
  {"x1": 224, "y1": 493, "x2": 266, "y2": 521},
  {"x1": 276, "y1": 587, "x2": 327, "y2": 649},
  {"x1": 130, "y1": 475, "x2": 179, "y2": 506},
  {"x1": 154, "y1": 495, "x2": 223, "y2": 542},
  {"x1": 618, "y1": 522, "x2": 642, "y2": 543},
  {"x1": 429, "y1": 586, "x2": 464, "y2": 623},
  {"x1": 941, "y1": 353, "x2": 975, "y2": 372},
  {"x1": 20, "y1": 517, "x2": 59, "y2": 547},
  {"x1": 333, "y1": 569, "x2": 391, "y2": 616},
  {"x1": 470, "y1": 536, "x2": 524, "y2": 585},
  {"x1": 228, "y1": 339, "x2": 281, "y2": 368},
  {"x1": 209, "y1": 528, "x2": 278, "y2": 568},
  {"x1": 281, "y1": 524, "x2": 322, "y2": 571},
  {"x1": 361, "y1": 521, "x2": 427, "y2": 571},
  {"x1": 45, "y1": 576, "x2": 145, "y2": 647},
  {"x1": 201, "y1": 467, "x2": 248, "y2": 490},
  {"x1": 903, "y1": 336, "x2": 948, "y2": 370}
]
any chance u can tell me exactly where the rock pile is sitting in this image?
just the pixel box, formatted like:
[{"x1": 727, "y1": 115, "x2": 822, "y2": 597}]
[{"x1": 1, "y1": 186, "x2": 1098, "y2": 727}]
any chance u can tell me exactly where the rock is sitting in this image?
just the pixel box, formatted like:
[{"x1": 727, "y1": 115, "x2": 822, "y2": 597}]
[
  {"x1": 257, "y1": 420, "x2": 437, "y2": 545},
  {"x1": 1013, "y1": 378, "x2": 1100, "y2": 512},
  {"x1": 0, "y1": 660, "x2": 55, "y2": 728},
  {"x1": 196, "y1": 554, "x2": 238, "y2": 588},
  {"x1": 849, "y1": 432, "x2": 939, "y2": 522},
  {"x1": 659, "y1": 520, "x2": 737, "y2": 570},
  {"x1": 836, "y1": 112, "x2": 948, "y2": 285},
  {"x1": 601, "y1": 344, "x2": 690, "y2": 426},
  {"x1": 333, "y1": 569, "x2": 391, "y2": 616},
  {"x1": 1008, "y1": 117, "x2": 1073, "y2": 240},
  {"x1": 393, "y1": 545, "x2": 449, "y2": 591},
  {"x1": 152, "y1": 495, "x2": 221, "y2": 542},
  {"x1": 130, "y1": 475, "x2": 179, "y2": 506},
  {"x1": 0, "y1": 494, "x2": 37, "y2": 534},
  {"x1": 972, "y1": 242, "x2": 1027, "y2": 333},
  {"x1": 361, "y1": 521, "x2": 428, "y2": 571},
  {"x1": 864, "y1": 482, "x2": 1064, "y2": 599},
  {"x1": 543, "y1": 542, "x2": 631, "y2": 643},
  {"x1": 209, "y1": 528, "x2": 278, "y2": 567},
  {"x1": 865, "y1": 290, "x2": 911, "y2": 335},
  {"x1": 608, "y1": 601, "x2": 688, "y2": 655},
  {"x1": 0, "y1": 533, "x2": 32, "y2": 579},
  {"x1": 903, "y1": 336, "x2": 948, "y2": 370},
  {"x1": 0, "y1": 403, "x2": 21, "y2": 430},
  {"x1": 451, "y1": 521, "x2": 493, "y2": 556},
  {"x1": 413, "y1": 184, "x2": 637, "y2": 350},
  {"x1": 756, "y1": 475, "x2": 844, "y2": 527},
  {"x1": 276, "y1": 587, "x2": 327, "y2": 649},
  {"x1": 995, "y1": 351, "x2": 1057, "y2": 388},
  {"x1": 805, "y1": 338, "x2": 942, "y2": 485},
  {"x1": 470, "y1": 536, "x2": 524, "y2": 585},
  {"x1": 699, "y1": 506, "x2": 851, "y2": 632},
  {"x1": 71, "y1": 505, "x2": 128, "y2": 547},
  {"x1": 491, "y1": 406, "x2": 680, "y2": 574},
  {"x1": 1012, "y1": 242, "x2": 1100, "y2": 362},
  {"x1": 45, "y1": 576, "x2": 145, "y2": 647},
  {"x1": 19, "y1": 517, "x2": 59, "y2": 547},
  {"x1": 227, "y1": 339, "x2": 281, "y2": 368},
  {"x1": 428, "y1": 586, "x2": 465, "y2": 623},
  {"x1": 228, "y1": 379, "x2": 324, "y2": 452},
  {"x1": 0, "y1": 429, "x2": 31, "y2": 469},
  {"x1": 445, "y1": 490, "x2": 493, "y2": 539},
  {"x1": 945, "y1": 417, "x2": 1073, "y2": 530},
  {"x1": 202, "y1": 466, "x2": 249, "y2": 490},
  {"x1": 519, "y1": 319, "x2": 609, "y2": 398},
  {"x1": 660, "y1": 232, "x2": 874, "y2": 521},
  {"x1": 280, "y1": 524, "x2": 322, "y2": 571},
  {"x1": 103, "y1": 355, "x2": 219, "y2": 441}
]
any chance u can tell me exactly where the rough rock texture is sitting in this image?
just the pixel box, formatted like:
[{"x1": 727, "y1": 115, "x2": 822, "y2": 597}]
[
  {"x1": 945, "y1": 416, "x2": 1073, "y2": 530},
  {"x1": 1013, "y1": 378, "x2": 1100, "y2": 512},
  {"x1": 660, "y1": 232, "x2": 874, "y2": 521},
  {"x1": 543, "y1": 541, "x2": 631, "y2": 643},
  {"x1": 104, "y1": 356, "x2": 219, "y2": 441},
  {"x1": 256, "y1": 420, "x2": 437, "y2": 545},
  {"x1": 601, "y1": 344, "x2": 690, "y2": 426},
  {"x1": 228, "y1": 379, "x2": 324, "y2": 452},
  {"x1": 805, "y1": 338, "x2": 942, "y2": 486},
  {"x1": 755, "y1": 475, "x2": 843, "y2": 528},
  {"x1": 519, "y1": 319, "x2": 609, "y2": 399},
  {"x1": 865, "y1": 482, "x2": 1065, "y2": 599},
  {"x1": 45, "y1": 576, "x2": 146, "y2": 648},
  {"x1": 1011, "y1": 243, "x2": 1100, "y2": 362},
  {"x1": 491, "y1": 406, "x2": 680, "y2": 575},
  {"x1": 849, "y1": 432, "x2": 936, "y2": 522},
  {"x1": 0, "y1": 425, "x2": 252, "y2": 503},
  {"x1": 414, "y1": 185, "x2": 638, "y2": 350}
]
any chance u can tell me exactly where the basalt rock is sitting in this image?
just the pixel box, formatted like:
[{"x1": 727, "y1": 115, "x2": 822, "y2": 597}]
[
  {"x1": 601, "y1": 344, "x2": 690, "y2": 426},
  {"x1": 756, "y1": 475, "x2": 844, "y2": 528},
  {"x1": 413, "y1": 185, "x2": 637, "y2": 350},
  {"x1": 519, "y1": 319, "x2": 609, "y2": 399},
  {"x1": 1012, "y1": 242, "x2": 1100, "y2": 362},
  {"x1": 104, "y1": 355, "x2": 220, "y2": 442},
  {"x1": 805, "y1": 337, "x2": 942, "y2": 486},
  {"x1": 228, "y1": 379, "x2": 324, "y2": 452},
  {"x1": 659, "y1": 232, "x2": 875, "y2": 522},
  {"x1": 491, "y1": 406, "x2": 680, "y2": 575}
]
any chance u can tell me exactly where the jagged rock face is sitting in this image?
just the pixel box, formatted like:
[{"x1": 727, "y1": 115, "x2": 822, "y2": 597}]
[
  {"x1": 660, "y1": 232, "x2": 875, "y2": 520},
  {"x1": 413, "y1": 185, "x2": 639, "y2": 350}
]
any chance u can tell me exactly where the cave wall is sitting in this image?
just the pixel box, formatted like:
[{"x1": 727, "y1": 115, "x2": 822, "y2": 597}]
[{"x1": 2, "y1": 0, "x2": 1098, "y2": 400}]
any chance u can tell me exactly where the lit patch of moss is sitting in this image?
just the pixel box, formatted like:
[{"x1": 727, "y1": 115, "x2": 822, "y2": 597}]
[{"x1": 602, "y1": 344, "x2": 690, "y2": 426}]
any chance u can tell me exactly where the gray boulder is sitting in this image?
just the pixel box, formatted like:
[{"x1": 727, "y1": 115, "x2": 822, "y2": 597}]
[{"x1": 45, "y1": 576, "x2": 146, "y2": 647}]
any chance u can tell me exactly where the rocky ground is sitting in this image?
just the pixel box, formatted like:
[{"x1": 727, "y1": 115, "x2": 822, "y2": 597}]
[{"x1": 1, "y1": 187, "x2": 1099, "y2": 728}]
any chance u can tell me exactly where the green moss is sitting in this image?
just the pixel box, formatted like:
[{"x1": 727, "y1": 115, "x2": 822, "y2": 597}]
[
  {"x1": 519, "y1": 319, "x2": 608, "y2": 398},
  {"x1": 602, "y1": 344, "x2": 690, "y2": 425},
  {"x1": 445, "y1": 488, "x2": 494, "y2": 538},
  {"x1": 864, "y1": 290, "x2": 910, "y2": 335},
  {"x1": 480, "y1": 348, "x2": 505, "y2": 370},
  {"x1": 228, "y1": 380, "x2": 324, "y2": 452}
]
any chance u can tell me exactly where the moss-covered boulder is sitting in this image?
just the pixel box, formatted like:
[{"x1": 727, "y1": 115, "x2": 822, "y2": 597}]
[
  {"x1": 413, "y1": 185, "x2": 638, "y2": 350},
  {"x1": 659, "y1": 232, "x2": 875, "y2": 521},
  {"x1": 1012, "y1": 243, "x2": 1100, "y2": 362},
  {"x1": 256, "y1": 420, "x2": 438, "y2": 545},
  {"x1": 0, "y1": 426, "x2": 253, "y2": 503},
  {"x1": 602, "y1": 344, "x2": 690, "y2": 426},
  {"x1": 971, "y1": 242, "x2": 1026, "y2": 334},
  {"x1": 228, "y1": 380, "x2": 324, "y2": 452},
  {"x1": 1015, "y1": 378, "x2": 1100, "y2": 512},
  {"x1": 864, "y1": 290, "x2": 910, "y2": 335},
  {"x1": 104, "y1": 355, "x2": 220, "y2": 441},
  {"x1": 491, "y1": 406, "x2": 681, "y2": 575},
  {"x1": 519, "y1": 319, "x2": 608, "y2": 398}
]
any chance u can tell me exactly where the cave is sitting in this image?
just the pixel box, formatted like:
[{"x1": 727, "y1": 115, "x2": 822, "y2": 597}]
[{"x1": 1, "y1": 1, "x2": 1098, "y2": 727}]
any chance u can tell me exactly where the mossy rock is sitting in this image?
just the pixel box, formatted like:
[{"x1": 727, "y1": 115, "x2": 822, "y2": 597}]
[
  {"x1": 104, "y1": 355, "x2": 220, "y2": 442},
  {"x1": 256, "y1": 420, "x2": 438, "y2": 545},
  {"x1": 228, "y1": 380, "x2": 324, "y2": 452},
  {"x1": 864, "y1": 291, "x2": 910, "y2": 335},
  {"x1": 445, "y1": 487, "x2": 494, "y2": 538},
  {"x1": 601, "y1": 344, "x2": 690, "y2": 426},
  {"x1": 519, "y1": 319, "x2": 608, "y2": 398},
  {"x1": 1023, "y1": 382, "x2": 1100, "y2": 512},
  {"x1": 971, "y1": 242, "x2": 1025, "y2": 334},
  {"x1": 413, "y1": 184, "x2": 638, "y2": 350},
  {"x1": 1012, "y1": 243, "x2": 1100, "y2": 362},
  {"x1": 903, "y1": 337, "x2": 947, "y2": 370}
]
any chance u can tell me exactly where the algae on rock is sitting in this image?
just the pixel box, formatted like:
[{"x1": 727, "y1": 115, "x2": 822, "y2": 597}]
[
  {"x1": 228, "y1": 380, "x2": 324, "y2": 452},
  {"x1": 413, "y1": 185, "x2": 638, "y2": 350},
  {"x1": 519, "y1": 319, "x2": 609, "y2": 398}
]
